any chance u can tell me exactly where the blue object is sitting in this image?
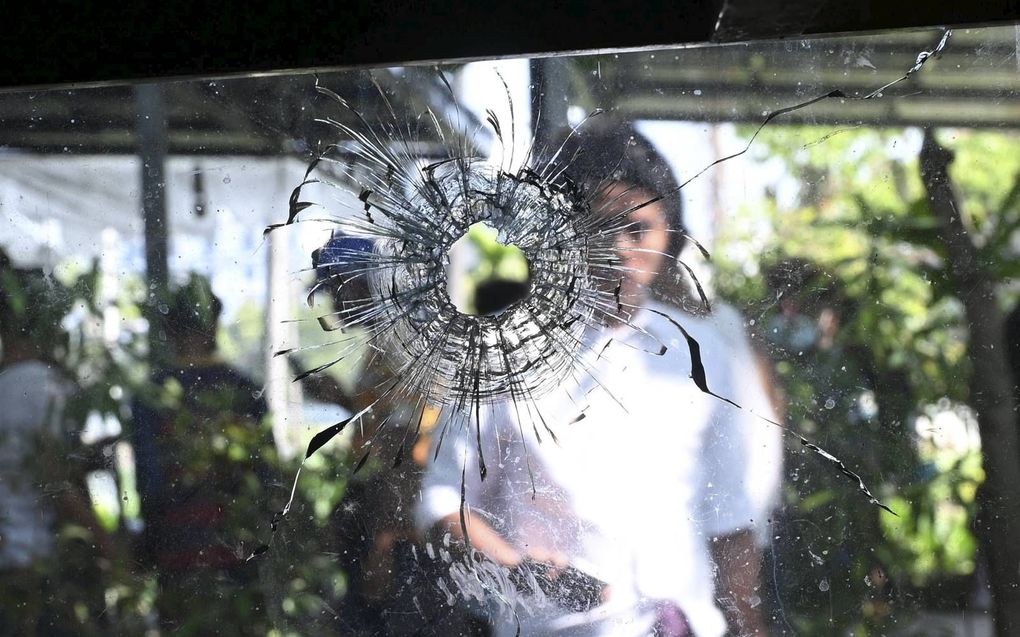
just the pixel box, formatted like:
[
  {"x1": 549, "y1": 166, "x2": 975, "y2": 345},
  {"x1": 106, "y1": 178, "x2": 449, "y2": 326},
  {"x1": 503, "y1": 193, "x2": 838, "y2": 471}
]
[{"x1": 314, "y1": 234, "x2": 375, "y2": 282}]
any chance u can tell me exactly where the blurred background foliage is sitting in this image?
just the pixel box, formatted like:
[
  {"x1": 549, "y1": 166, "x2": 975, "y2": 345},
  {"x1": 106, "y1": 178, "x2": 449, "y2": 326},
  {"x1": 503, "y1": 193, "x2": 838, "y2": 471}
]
[
  {"x1": 10, "y1": 264, "x2": 355, "y2": 636},
  {"x1": 715, "y1": 126, "x2": 1019, "y2": 635}
]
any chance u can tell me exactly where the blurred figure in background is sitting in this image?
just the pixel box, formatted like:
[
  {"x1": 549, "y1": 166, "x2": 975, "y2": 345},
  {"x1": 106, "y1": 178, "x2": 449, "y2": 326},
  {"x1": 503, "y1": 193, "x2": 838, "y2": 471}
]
[
  {"x1": 418, "y1": 121, "x2": 780, "y2": 637},
  {"x1": 331, "y1": 404, "x2": 455, "y2": 635},
  {"x1": 0, "y1": 249, "x2": 111, "y2": 636},
  {"x1": 132, "y1": 273, "x2": 276, "y2": 636},
  {"x1": 310, "y1": 233, "x2": 485, "y2": 635},
  {"x1": 760, "y1": 258, "x2": 912, "y2": 628},
  {"x1": 761, "y1": 259, "x2": 878, "y2": 431}
]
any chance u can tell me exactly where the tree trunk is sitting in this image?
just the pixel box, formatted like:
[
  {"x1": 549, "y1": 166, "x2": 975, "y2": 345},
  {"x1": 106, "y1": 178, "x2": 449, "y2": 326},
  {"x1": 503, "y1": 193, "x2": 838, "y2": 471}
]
[{"x1": 920, "y1": 128, "x2": 1020, "y2": 636}]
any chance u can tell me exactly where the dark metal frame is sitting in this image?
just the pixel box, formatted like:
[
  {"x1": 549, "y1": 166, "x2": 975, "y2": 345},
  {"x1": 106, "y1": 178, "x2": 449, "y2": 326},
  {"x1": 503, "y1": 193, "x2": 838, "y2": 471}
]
[{"x1": 3, "y1": 0, "x2": 1018, "y2": 89}]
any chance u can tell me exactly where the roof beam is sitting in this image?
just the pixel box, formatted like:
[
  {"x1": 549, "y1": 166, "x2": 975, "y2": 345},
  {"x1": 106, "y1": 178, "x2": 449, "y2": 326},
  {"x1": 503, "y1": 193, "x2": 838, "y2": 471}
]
[{"x1": 3, "y1": 1, "x2": 1017, "y2": 89}]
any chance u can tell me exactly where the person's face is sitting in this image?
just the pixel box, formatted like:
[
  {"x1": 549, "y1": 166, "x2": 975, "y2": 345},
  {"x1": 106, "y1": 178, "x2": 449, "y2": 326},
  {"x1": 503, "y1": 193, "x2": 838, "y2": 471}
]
[{"x1": 597, "y1": 183, "x2": 670, "y2": 306}]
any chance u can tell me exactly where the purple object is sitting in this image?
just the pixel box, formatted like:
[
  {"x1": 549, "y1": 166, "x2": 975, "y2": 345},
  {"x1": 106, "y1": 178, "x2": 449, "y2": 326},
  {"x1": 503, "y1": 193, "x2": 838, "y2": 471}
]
[{"x1": 652, "y1": 601, "x2": 692, "y2": 637}]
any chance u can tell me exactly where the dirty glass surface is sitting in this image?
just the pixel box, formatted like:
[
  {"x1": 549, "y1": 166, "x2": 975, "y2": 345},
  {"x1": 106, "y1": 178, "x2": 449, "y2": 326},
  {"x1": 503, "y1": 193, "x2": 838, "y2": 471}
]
[{"x1": 1, "y1": 24, "x2": 1018, "y2": 637}]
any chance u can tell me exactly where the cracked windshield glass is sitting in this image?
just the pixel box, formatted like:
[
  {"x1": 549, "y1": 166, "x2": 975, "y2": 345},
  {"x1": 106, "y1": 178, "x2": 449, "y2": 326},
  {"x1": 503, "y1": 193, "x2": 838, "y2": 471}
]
[{"x1": 1, "y1": 23, "x2": 1019, "y2": 637}]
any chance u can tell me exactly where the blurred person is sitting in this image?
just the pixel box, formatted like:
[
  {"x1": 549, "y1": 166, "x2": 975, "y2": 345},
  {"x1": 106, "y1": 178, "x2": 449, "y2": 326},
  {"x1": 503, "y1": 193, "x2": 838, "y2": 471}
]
[
  {"x1": 759, "y1": 258, "x2": 913, "y2": 628},
  {"x1": 310, "y1": 234, "x2": 488, "y2": 635},
  {"x1": 132, "y1": 273, "x2": 276, "y2": 636},
  {"x1": 0, "y1": 249, "x2": 111, "y2": 636},
  {"x1": 297, "y1": 234, "x2": 375, "y2": 411},
  {"x1": 761, "y1": 259, "x2": 876, "y2": 426},
  {"x1": 417, "y1": 121, "x2": 780, "y2": 637},
  {"x1": 332, "y1": 403, "x2": 467, "y2": 636}
]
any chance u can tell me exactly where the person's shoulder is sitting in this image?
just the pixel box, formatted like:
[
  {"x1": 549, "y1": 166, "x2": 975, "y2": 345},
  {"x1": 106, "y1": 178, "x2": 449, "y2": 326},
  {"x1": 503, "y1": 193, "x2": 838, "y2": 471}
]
[
  {"x1": 173, "y1": 362, "x2": 259, "y2": 393},
  {"x1": 0, "y1": 360, "x2": 73, "y2": 432},
  {"x1": 0, "y1": 359, "x2": 56, "y2": 378},
  {"x1": 696, "y1": 301, "x2": 752, "y2": 350},
  {"x1": 169, "y1": 362, "x2": 267, "y2": 414},
  {"x1": 0, "y1": 360, "x2": 71, "y2": 392},
  {"x1": 639, "y1": 301, "x2": 740, "y2": 374},
  {"x1": 208, "y1": 363, "x2": 262, "y2": 393},
  {"x1": 642, "y1": 300, "x2": 727, "y2": 346},
  {"x1": 640, "y1": 299, "x2": 686, "y2": 329}
]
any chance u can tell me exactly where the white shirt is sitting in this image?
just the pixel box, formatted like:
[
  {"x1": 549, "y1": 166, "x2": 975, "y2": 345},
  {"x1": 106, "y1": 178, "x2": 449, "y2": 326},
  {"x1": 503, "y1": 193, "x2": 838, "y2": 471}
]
[
  {"x1": 417, "y1": 301, "x2": 781, "y2": 637},
  {"x1": 0, "y1": 360, "x2": 70, "y2": 568},
  {"x1": 705, "y1": 302, "x2": 784, "y2": 546}
]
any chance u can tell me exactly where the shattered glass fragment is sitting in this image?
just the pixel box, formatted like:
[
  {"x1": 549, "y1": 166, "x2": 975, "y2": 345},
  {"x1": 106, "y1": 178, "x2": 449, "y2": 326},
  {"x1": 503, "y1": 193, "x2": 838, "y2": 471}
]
[{"x1": 255, "y1": 29, "x2": 955, "y2": 566}]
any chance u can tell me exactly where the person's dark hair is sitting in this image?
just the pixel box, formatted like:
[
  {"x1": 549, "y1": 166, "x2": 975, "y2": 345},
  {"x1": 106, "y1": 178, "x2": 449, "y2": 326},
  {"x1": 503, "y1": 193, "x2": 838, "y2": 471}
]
[
  {"x1": 763, "y1": 258, "x2": 814, "y2": 292},
  {"x1": 0, "y1": 247, "x2": 71, "y2": 357},
  {"x1": 312, "y1": 233, "x2": 376, "y2": 325},
  {"x1": 542, "y1": 116, "x2": 691, "y2": 304},
  {"x1": 165, "y1": 273, "x2": 223, "y2": 350},
  {"x1": 544, "y1": 117, "x2": 685, "y2": 253},
  {"x1": 763, "y1": 258, "x2": 856, "y2": 322}
]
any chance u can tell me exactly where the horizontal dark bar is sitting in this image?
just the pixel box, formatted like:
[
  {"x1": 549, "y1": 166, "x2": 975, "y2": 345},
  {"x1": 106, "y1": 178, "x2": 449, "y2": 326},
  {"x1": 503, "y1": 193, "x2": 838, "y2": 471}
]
[{"x1": 2, "y1": 1, "x2": 1018, "y2": 90}]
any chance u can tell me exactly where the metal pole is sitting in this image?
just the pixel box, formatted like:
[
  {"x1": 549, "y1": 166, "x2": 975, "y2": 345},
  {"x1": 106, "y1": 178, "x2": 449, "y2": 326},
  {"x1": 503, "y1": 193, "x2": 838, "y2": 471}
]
[
  {"x1": 135, "y1": 83, "x2": 170, "y2": 369},
  {"x1": 530, "y1": 58, "x2": 570, "y2": 149},
  {"x1": 264, "y1": 161, "x2": 297, "y2": 460}
]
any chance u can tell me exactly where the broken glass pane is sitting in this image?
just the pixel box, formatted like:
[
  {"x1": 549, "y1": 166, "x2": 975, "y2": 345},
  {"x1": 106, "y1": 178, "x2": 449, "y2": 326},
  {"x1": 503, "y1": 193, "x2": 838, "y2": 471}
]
[{"x1": 0, "y1": 23, "x2": 1018, "y2": 637}]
